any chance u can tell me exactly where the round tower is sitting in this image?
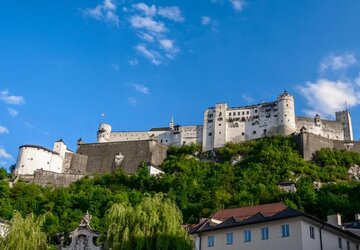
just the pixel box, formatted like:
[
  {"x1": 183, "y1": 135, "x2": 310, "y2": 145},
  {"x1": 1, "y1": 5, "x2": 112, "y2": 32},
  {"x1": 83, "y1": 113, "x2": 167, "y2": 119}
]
[
  {"x1": 97, "y1": 123, "x2": 112, "y2": 143},
  {"x1": 277, "y1": 91, "x2": 296, "y2": 135}
]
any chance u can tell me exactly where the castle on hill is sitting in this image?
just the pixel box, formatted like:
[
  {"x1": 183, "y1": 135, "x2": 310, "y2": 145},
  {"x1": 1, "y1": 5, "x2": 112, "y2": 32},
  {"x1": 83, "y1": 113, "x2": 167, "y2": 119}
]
[
  {"x1": 97, "y1": 91, "x2": 353, "y2": 151},
  {"x1": 13, "y1": 91, "x2": 356, "y2": 186}
]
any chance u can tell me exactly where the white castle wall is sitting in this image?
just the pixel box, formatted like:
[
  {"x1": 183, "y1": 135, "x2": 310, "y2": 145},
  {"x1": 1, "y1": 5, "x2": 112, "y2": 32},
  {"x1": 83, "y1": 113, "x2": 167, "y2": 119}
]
[{"x1": 15, "y1": 145, "x2": 64, "y2": 175}]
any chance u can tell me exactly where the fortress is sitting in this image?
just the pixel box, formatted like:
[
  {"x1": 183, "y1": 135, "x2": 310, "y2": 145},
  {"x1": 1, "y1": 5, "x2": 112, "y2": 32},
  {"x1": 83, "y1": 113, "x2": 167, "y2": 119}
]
[
  {"x1": 14, "y1": 91, "x2": 357, "y2": 186},
  {"x1": 97, "y1": 91, "x2": 353, "y2": 151}
]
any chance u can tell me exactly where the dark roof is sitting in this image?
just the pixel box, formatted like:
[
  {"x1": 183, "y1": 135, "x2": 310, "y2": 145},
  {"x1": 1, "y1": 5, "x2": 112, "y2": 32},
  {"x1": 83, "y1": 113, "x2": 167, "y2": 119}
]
[
  {"x1": 211, "y1": 202, "x2": 287, "y2": 221},
  {"x1": 56, "y1": 139, "x2": 64, "y2": 143},
  {"x1": 189, "y1": 203, "x2": 360, "y2": 241},
  {"x1": 149, "y1": 127, "x2": 171, "y2": 131},
  {"x1": 19, "y1": 145, "x2": 59, "y2": 155}
]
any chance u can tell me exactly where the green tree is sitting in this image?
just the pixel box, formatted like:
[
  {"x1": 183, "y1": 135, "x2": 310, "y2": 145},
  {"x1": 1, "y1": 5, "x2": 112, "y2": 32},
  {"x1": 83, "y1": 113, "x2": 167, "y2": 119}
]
[
  {"x1": 0, "y1": 212, "x2": 48, "y2": 250},
  {"x1": 105, "y1": 194, "x2": 192, "y2": 250}
]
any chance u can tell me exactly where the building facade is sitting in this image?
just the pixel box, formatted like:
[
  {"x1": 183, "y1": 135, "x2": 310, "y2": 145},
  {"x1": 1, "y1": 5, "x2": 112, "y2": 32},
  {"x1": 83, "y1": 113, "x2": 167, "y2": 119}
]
[
  {"x1": 97, "y1": 91, "x2": 353, "y2": 152},
  {"x1": 189, "y1": 203, "x2": 360, "y2": 250}
]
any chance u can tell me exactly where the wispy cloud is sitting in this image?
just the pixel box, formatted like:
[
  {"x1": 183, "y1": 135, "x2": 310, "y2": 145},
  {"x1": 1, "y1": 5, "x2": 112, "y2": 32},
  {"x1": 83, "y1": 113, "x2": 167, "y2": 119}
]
[
  {"x1": 201, "y1": 16, "x2": 211, "y2": 25},
  {"x1": 0, "y1": 147, "x2": 12, "y2": 160},
  {"x1": 130, "y1": 15, "x2": 167, "y2": 33},
  {"x1": 132, "y1": 83, "x2": 150, "y2": 95},
  {"x1": 128, "y1": 97, "x2": 138, "y2": 105},
  {"x1": 135, "y1": 44, "x2": 161, "y2": 65},
  {"x1": 133, "y1": 3, "x2": 157, "y2": 16},
  {"x1": 230, "y1": 0, "x2": 246, "y2": 11},
  {"x1": 0, "y1": 89, "x2": 25, "y2": 105},
  {"x1": 157, "y1": 6, "x2": 184, "y2": 22},
  {"x1": 0, "y1": 125, "x2": 9, "y2": 134},
  {"x1": 7, "y1": 107, "x2": 18, "y2": 117},
  {"x1": 24, "y1": 121, "x2": 35, "y2": 129},
  {"x1": 112, "y1": 64, "x2": 120, "y2": 71},
  {"x1": 129, "y1": 59, "x2": 139, "y2": 66},
  {"x1": 241, "y1": 94, "x2": 254, "y2": 103},
  {"x1": 320, "y1": 53, "x2": 357, "y2": 72},
  {"x1": 83, "y1": 0, "x2": 119, "y2": 25}
]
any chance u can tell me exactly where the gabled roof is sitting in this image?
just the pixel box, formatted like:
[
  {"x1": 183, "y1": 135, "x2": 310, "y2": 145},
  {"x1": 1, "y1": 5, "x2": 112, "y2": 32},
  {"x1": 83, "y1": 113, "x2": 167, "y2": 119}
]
[{"x1": 211, "y1": 202, "x2": 287, "y2": 221}]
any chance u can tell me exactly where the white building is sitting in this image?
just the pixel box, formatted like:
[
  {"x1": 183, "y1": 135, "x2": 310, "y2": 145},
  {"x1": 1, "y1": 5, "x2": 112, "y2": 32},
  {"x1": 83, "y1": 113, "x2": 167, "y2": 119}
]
[
  {"x1": 98, "y1": 91, "x2": 353, "y2": 152},
  {"x1": 189, "y1": 203, "x2": 360, "y2": 250},
  {"x1": 15, "y1": 139, "x2": 73, "y2": 175}
]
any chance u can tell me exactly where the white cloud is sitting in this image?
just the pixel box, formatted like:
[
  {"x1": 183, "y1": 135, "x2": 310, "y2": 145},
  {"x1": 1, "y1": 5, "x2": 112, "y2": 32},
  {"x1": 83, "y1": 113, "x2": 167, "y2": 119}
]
[
  {"x1": 0, "y1": 147, "x2": 12, "y2": 159},
  {"x1": 297, "y1": 79, "x2": 360, "y2": 117},
  {"x1": 133, "y1": 3, "x2": 157, "y2": 16},
  {"x1": 0, "y1": 125, "x2": 9, "y2": 134},
  {"x1": 24, "y1": 121, "x2": 34, "y2": 129},
  {"x1": 135, "y1": 44, "x2": 161, "y2": 65},
  {"x1": 230, "y1": 0, "x2": 246, "y2": 11},
  {"x1": 241, "y1": 94, "x2": 254, "y2": 103},
  {"x1": 129, "y1": 59, "x2": 139, "y2": 66},
  {"x1": 132, "y1": 83, "x2": 150, "y2": 95},
  {"x1": 128, "y1": 97, "x2": 138, "y2": 105},
  {"x1": 130, "y1": 15, "x2": 167, "y2": 34},
  {"x1": 320, "y1": 53, "x2": 357, "y2": 72},
  {"x1": 157, "y1": 6, "x2": 184, "y2": 22},
  {"x1": 355, "y1": 73, "x2": 360, "y2": 86},
  {"x1": 138, "y1": 32, "x2": 155, "y2": 42},
  {"x1": 0, "y1": 89, "x2": 25, "y2": 105},
  {"x1": 7, "y1": 107, "x2": 18, "y2": 117},
  {"x1": 159, "y1": 39, "x2": 174, "y2": 51},
  {"x1": 83, "y1": 0, "x2": 119, "y2": 25},
  {"x1": 201, "y1": 16, "x2": 211, "y2": 25}
]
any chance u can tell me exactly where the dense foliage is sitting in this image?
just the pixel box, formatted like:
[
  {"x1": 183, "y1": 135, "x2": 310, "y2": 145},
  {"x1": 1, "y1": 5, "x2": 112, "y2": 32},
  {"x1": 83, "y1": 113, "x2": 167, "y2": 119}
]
[{"x1": 0, "y1": 135, "x2": 359, "y2": 248}]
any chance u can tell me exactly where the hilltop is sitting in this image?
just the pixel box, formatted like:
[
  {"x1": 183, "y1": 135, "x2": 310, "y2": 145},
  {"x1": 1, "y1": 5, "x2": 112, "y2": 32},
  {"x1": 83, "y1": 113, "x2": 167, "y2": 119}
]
[{"x1": 0, "y1": 135, "x2": 360, "y2": 246}]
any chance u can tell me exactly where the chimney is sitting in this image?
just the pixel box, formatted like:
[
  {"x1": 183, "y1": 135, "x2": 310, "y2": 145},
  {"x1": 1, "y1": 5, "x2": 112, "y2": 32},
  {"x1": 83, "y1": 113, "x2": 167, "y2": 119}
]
[
  {"x1": 327, "y1": 214, "x2": 342, "y2": 227},
  {"x1": 355, "y1": 214, "x2": 360, "y2": 221}
]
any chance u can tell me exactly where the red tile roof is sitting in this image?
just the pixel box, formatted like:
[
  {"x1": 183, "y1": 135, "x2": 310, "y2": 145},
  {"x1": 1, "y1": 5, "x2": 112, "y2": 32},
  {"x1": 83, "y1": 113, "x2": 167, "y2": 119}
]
[{"x1": 211, "y1": 202, "x2": 287, "y2": 221}]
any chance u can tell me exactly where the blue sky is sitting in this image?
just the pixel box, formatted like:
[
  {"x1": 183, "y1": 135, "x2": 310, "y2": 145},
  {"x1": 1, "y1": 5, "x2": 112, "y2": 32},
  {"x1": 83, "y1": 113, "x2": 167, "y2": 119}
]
[{"x1": 1, "y1": 0, "x2": 360, "y2": 169}]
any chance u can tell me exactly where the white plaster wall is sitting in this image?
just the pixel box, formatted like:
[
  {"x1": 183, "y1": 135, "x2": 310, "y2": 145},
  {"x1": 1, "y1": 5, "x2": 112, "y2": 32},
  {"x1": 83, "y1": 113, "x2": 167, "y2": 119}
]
[
  {"x1": 53, "y1": 141, "x2": 67, "y2": 158},
  {"x1": 198, "y1": 218, "x2": 303, "y2": 250},
  {"x1": 148, "y1": 166, "x2": 164, "y2": 176},
  {"x1": 213, "y1": 104, "x2": 227, "y2": 148},
  {"x1": 109, "y1": 131, "x2": 150, "y2": 142},
  {"x1": 15, "y1": 146, "x2": 63, "y2": 175},
  {"x1": 97, "y1": 123, "x2": 112, "y2": 143},
  {"x1": 202, "y1": 108, "x2": 215, "y2": 151}
]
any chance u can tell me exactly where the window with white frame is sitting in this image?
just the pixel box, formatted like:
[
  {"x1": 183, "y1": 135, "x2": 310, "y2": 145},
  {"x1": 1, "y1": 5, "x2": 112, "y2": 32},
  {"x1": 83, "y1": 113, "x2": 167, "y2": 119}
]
[
  {"x1": 310, "y1": 226, "x2": 315, "y2": 239},
  {"x1": 208, "y1": 235, "x2": 215, "y2": 247},
  {"x1": 244, "y1": 230, "x2": 252, "y2": 242},
  {"x1": 226, "y1": 232, "x2": 233, "y2": 245},
  {"x1": 281, "y1": 224, "x2": 290, "y2": 237},
  {"x1": 261, "y1": 227, "x2": 269, "y2": 240}
]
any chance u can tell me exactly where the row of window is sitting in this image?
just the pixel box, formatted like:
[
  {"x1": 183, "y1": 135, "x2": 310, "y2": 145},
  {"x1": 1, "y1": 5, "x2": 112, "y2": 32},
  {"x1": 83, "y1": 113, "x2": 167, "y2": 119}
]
[
  {"x1": 207, "y1": 224, "x2": 289, "y2": 247},
  {"x1": 338, "y1": 237, "x2": 359, "y2": 250}
]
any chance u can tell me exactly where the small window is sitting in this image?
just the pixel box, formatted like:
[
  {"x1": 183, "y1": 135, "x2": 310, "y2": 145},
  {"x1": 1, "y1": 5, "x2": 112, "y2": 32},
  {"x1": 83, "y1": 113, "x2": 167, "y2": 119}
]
[
  {"x1": 255, "y1": 109, "x2": 258, "y2": 113},
  {"x1": 238, "y1": 112, "x2": 240, "y2": 115},
  {"x1": 229, "y1": 113, "x2": 231, "y2": 116},
  {"x1": 242, "y1": 132, "x2": 245, "y2": 136},
  {"x1": 356, "y1": 244, "x2": 359, "y2": 250},
  {"x1": 338, "y1": 237, "x2": 343, "y2": 249},
  {"x1": 219, "y1": 132, "x2": 221, "y2": 134},
  {"x1": 219, "y1": 112, "x2": 222, "y2": 116},
  {"x1": 208, "y1": 132, "x2": 212, "y2": 136},
  {"x1": 347, "y1": 241, "x2": 350, "y2": 250},
  {"x1": 244, "y1": 230, "x2": 251, "y2": 242},
  {"x1": 281, "y1": 224, "x2": 290, "y2": 237},
  {"x1": 233, "y1": 112, "x2": 236, "y2": 116},
  {"x1": 247, "y1": 111, "x2": 250, "y2": 114},
  {"x1": 242, "y1": 111, "x2": 245, "y2": 115},
  {"x1": 261, "y1": 227, "x2": 269, "y2": 240},
  {"x1": 219, "y1": 123, "x2": 221, "y2": 126},
  {"x1": 208, "y1": 235, "x2": 214, "y2": 247},
  {"x1": 310, "y1": 226, "x2": 315, "y2": 239},
  {"x1": 253, "y1": 131, "x2": 256, "y2": 134},
  {"x1": 226, "y1": 232, "x2": 233, "y2": 245}
]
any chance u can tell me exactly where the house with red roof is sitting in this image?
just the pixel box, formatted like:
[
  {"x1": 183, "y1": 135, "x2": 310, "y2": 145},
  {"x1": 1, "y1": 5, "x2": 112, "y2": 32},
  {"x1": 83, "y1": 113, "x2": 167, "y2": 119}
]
[{"x1": 189, "y1": 202, "x2": 360, "y2": 250}]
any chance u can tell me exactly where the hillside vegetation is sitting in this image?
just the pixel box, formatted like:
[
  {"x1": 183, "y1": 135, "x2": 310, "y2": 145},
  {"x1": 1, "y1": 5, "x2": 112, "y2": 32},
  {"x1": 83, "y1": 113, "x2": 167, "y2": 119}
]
[{"x1": 0, "y1": 135, "x2": 359, "y2": 247}]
